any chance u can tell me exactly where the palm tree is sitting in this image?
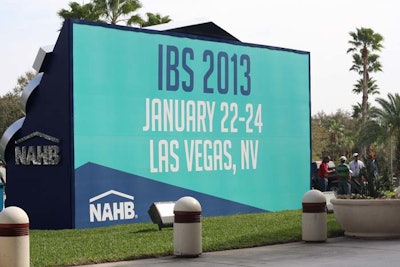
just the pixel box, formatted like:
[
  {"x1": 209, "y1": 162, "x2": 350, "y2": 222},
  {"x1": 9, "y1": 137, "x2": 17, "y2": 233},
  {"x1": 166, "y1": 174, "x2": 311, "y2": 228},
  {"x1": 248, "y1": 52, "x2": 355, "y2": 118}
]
[
  {"x1": 93, "y1": 0, "x2": 142, "y2": 25},
  {"x1": 358, "y1": 93, "x2": 400, "y2": 181},
  {"x1": 351, "y1": 102, "x2": 379, "y2": 120},
  {"x1": 326, "y1": 119, "x2": 344, "y2": 145},
  {"x1": 59, "y1": 1, "x2": 172, "y2": 28},
  {"x1": 58, "y1": 1, "x2": 102, "y2": 22},
  {"x1": 352, "y1": 78, "x2": 380, "y2": 96},
  {"x1": 140, "y1": 13, "x2": 171, "y2": 27},
  {"x1": 347, "y1": 28, "x2": 384, "y2": 126},
  {"x1": 374, "y1": 93, "x2": 400, "y2": 179},
  {"x1": 322, "y1": 118, "x2": 345, "y2": 160}
]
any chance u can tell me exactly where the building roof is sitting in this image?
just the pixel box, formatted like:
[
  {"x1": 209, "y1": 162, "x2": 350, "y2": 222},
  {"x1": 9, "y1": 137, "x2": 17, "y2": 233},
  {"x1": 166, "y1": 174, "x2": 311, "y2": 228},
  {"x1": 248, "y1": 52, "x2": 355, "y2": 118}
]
[{"x1": 144, "y1": 18, "x2": 240, "y2": 42}]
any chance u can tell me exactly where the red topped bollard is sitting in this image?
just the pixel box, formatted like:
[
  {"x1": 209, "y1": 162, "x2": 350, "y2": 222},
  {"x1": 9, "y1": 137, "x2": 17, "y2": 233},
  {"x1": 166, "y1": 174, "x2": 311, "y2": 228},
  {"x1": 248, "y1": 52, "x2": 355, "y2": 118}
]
[
  {"x1": 173, "y1": 196, "x2": 202, "y2": 257},
  {"x1": 0, "y1": 206, "x2": 30, "y2": 267},
  {"x1": 302, "y1": 189, "x2": 327, "y2": 242}
]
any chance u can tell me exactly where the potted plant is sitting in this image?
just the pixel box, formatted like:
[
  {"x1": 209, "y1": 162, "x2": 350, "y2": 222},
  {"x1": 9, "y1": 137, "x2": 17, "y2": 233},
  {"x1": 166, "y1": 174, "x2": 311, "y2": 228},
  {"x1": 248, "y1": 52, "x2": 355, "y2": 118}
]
[{"x1": 331, "y1": 158, "x2": 400, "y2": 238}]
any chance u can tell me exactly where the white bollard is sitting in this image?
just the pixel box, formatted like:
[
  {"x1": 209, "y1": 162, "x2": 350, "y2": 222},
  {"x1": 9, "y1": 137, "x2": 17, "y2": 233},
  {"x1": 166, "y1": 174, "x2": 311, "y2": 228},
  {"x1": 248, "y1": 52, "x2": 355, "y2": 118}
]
[
  {"x1": 0, "y1": 206, "x2": 30, "y2": 267},
  {"x1": 173, "y1": 196, "x2": 202, "y2": 257},
  {"x1": 302, "y1": 189, "x2": 327, "y2": 242}
]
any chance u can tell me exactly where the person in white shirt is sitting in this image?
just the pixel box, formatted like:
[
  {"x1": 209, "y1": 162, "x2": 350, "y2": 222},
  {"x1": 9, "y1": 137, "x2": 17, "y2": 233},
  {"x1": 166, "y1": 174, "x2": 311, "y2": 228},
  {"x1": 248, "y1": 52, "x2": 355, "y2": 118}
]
[
  {"x1": 349, "y1": 153, "x2": 365, "y2": 193},
  {"x1": 349, "y1": 153, "x2": 365, "y2": 178}
]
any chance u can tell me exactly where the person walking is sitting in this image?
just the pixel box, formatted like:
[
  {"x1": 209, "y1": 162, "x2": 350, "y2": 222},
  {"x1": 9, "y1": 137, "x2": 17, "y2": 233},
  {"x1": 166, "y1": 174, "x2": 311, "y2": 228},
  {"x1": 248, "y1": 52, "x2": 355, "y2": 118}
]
[{"x1": 336, "y1": 156, "x2": 351, "y2": 195}]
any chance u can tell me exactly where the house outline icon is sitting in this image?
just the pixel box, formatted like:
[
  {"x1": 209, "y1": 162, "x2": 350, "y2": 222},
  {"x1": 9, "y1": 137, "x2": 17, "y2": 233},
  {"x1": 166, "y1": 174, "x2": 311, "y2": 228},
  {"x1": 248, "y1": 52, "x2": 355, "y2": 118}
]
[
  {"x1": 89, "y1": 190, "x2": 134, "y2": 203},
  {"x1": 15, "y1": 131, "x2": 60, "y2": 144}
]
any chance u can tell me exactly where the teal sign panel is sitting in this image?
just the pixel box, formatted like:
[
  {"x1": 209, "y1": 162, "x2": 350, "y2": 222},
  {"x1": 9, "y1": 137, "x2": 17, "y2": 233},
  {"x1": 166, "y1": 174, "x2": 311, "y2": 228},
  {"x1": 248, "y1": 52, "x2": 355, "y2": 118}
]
[{"x1": 72, "y1": 22, "x2": 310, "y2": 227}]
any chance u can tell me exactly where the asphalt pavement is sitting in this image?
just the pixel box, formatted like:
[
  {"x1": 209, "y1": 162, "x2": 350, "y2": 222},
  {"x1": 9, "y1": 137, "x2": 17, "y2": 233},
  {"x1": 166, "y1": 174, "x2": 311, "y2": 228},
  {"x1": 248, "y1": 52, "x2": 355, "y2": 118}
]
[{"x1": 76, "y1": 236, "x2": 400, "y2": 267}]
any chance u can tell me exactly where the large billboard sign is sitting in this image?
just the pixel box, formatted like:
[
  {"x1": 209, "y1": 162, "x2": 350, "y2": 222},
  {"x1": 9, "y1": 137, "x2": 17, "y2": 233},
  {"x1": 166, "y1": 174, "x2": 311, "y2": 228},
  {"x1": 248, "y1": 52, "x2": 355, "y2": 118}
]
[{"x1": 1, "y1": 20, "x2": 310, "y2": 229}]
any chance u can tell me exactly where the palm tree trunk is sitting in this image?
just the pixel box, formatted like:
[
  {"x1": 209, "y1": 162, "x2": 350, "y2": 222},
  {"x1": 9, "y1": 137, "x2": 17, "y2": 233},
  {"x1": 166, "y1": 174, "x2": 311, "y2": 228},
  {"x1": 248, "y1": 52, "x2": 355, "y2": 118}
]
[
  {"x1": 361, "y1": 48, "x2": 369, "y2": 156},
  {"x1": 361, "y1": 47, "x2": 368, "y2": 126},
  {"x1": 395, "y1": 134, "x2": 400, "y2": 180}
]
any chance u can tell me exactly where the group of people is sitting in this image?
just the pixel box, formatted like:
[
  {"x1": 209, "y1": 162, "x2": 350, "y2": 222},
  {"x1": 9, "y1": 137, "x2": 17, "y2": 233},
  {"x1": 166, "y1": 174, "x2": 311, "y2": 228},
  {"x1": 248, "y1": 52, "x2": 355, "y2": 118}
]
[{"x1": 318, "y1": 153, "x2": 368, "y2": 195}]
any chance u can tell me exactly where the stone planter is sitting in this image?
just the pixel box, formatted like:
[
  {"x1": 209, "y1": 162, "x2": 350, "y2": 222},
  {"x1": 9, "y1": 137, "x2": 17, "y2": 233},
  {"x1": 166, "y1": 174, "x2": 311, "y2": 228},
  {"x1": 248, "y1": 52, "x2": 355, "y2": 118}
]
[{"x1": 331, "y1": 198, "x2": 400, "y2": 238}]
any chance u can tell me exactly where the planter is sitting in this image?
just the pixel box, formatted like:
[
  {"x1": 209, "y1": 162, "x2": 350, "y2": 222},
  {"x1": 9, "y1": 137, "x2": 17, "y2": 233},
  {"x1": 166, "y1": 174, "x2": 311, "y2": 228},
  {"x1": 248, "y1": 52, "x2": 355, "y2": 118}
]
[{"x1": 331, "y1": 198, "x2": 400, "y2": 238}]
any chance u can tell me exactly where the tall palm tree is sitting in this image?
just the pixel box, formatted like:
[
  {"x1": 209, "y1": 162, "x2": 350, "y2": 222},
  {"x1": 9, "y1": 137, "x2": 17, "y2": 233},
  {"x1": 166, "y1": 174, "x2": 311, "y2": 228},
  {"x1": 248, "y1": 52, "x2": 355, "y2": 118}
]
[
  {"x1": 352, "y1": 78, "x2": 380, "y2": 96},
  {"x1": 93, "y1": 0, "x2": 142, "y2": 25},
  {"x1": 351, "y1": 102, "x2": 379, "y2": 120},
  {"x1": 140, "y1": 13, "x2": 171, "y2": 27},
  {"x1": 347, "y1": 28, "x2": 384, "y2": 126}
]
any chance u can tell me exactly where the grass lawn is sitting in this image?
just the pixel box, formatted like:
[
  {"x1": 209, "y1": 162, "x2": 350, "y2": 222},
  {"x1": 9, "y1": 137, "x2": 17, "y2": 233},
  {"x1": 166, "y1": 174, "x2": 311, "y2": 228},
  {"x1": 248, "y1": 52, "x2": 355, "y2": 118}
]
[{"x1": 30, "y1": 210, "x2": 343, "y2": 266}]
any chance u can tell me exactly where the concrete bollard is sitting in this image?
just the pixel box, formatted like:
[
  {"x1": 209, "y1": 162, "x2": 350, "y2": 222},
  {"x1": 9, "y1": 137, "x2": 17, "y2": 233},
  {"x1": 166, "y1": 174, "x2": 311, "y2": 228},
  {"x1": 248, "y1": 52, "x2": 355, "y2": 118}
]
[
  {"x1": 302, "y1": 189, "x2": 327, "y2": 242},
  {"x1": 173, "y1": 196, "x2": 202, "y2": 257},
  {"x1": 0, "y1": 206, "x2": 30, "y2": 267}
]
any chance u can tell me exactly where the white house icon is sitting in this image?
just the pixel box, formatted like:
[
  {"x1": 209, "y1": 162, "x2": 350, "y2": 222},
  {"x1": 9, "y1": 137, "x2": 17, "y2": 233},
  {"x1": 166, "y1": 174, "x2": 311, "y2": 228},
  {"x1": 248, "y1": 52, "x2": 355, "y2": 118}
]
[
  {"x1": 89, "y1": 190, "x2": 136, "y2": 223},
  {"x1": 89, "y1": 190, "x2": 134, "y2": 203}
]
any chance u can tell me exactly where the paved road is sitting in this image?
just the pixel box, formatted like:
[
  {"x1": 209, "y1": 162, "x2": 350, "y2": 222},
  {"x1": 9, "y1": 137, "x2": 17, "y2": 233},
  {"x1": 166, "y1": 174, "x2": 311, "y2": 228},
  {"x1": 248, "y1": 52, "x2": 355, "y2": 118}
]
[{"x1": 77, "y1": 237, "x2": 400, "y2": 267}]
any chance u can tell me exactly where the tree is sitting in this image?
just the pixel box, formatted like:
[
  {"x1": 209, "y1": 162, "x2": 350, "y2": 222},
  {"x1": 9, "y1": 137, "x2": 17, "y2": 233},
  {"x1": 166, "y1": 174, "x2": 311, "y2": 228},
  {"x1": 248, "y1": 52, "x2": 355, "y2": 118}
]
[
  {"x1": 312, "y1": 110, "x2": 356, "y2": 161},
  {"x1": 58, "y1": 1, "x2": 102, "y2": 22},
  {"x1": 352, "y1": 78, "x2": 380, "y2": 96},
  {"x1": 12, "y1": 71, "x2": 37, "y2": 96},
  {"x1": 0, "y1": 93, "x2": 24, "y2": 139},
  {"x1": 374, "y1": 93, "x2": 400, "y2": 179},
  {"x1": 311, "y1": 114, "x2": 330, "y2": 160},
  {"x1": 93, "y1": 0, "x2": 142, "y2": 25},
  {"x1": 347, "y1": 28, "x2": 384, "y2": 126},
  {"x1": 140, "y1": 12, "x2": 171, "y2": 27},
  {"x1": 351, "y1": 102, "x2": 379, "y2": 120},
  {"x1": 0, "y1": 71, "x2": 36, "y2": 139},
  {"x1": 353, "y1": 93, "x2": 400, "y2": 196},
  {"x1": 58, "y1": 1, "x2": 171, "y2": 28}
]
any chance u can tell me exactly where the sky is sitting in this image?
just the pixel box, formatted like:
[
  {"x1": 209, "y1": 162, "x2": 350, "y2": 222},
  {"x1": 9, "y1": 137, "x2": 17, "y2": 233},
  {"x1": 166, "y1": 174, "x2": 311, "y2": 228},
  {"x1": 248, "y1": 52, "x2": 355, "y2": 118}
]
[{"x1": 1, "y1": 0, "x2": 399, "y2": 115}]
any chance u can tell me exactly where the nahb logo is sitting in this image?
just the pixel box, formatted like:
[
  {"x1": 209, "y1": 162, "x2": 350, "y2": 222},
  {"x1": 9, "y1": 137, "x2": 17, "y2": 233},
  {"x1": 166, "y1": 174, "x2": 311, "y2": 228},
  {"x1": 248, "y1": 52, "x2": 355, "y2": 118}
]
[
  {"x1": 89, "y1": 190, "x2": 137, "y2": 223},
  {"x1": 14, "y1": 131, "x2": 60, "y2": 165}
]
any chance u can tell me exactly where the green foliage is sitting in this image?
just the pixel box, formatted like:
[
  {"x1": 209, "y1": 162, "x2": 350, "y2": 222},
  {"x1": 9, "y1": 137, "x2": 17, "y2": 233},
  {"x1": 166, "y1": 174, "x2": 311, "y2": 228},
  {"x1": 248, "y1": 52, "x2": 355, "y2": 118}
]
[
  {"x1": 352, "y1": 78, "x2": 380, "y2": 95},
  {"x1": 312, "y1": 110, "x2": 356, "y2": 161},
  {"x1": 0, "y1": 94, "x2": 24, "y2": 140},
  {"x1": 374, "y1": 93, "x2": 400, "y2": 178},
  {"x1": 57, "y1": 1, "x2": 103, "y2": 23},
  {"x1": 12, "y1": 71, "x2": 36, "y2": 95},
  {"x1": 140, "y1": 12, "x2": 172, "y2": 27},
  {"x1": 58, "y1": 0, "x2": 171, "y2": 27},
  {"x1": 0, "y1": 71, "x2": 35, "y2": 140},
  {"x1": 29, "y1": 211, "x2": 342, "y2": 266},
  {"x1": 93, "y1": 0, "x2": 142, "y2": 25}
]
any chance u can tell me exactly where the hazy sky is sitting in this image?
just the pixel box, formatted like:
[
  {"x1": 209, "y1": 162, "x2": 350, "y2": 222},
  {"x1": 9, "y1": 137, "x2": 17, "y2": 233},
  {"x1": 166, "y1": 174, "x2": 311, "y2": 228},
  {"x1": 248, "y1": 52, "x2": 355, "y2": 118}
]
[{"x1": 1, "y1": 0, "x2": 399, "y2": 115}]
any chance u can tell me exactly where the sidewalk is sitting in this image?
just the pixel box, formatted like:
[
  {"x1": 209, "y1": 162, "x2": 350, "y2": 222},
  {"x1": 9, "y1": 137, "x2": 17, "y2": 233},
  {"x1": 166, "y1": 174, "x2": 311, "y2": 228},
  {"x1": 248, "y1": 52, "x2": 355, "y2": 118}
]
[{"x1": 76, "y1": 237, "x2": 400, "y2": 267}]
